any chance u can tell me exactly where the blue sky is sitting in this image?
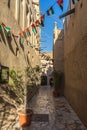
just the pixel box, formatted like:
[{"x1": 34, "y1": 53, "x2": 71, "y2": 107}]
[{"x1": 40, "y1": 0, "x2": 69, "y2": 52}]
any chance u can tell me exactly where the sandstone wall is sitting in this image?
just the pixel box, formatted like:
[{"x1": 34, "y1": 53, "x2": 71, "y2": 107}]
[
  {"x1": 64, "y1": 0, "x2": 87, "y2": 127},
  {"x1": 53, "y1": 24, "x2": 64, "y2": 72},
  {"x1": 0, "y1": 0, "x2": 40, "y2": 73},
  {"x1": 54, "y1": 38, "x2": 64, "y2": 72},
  {"x1": 0, "y1": 1, "x2": 40, "y2": 129}
]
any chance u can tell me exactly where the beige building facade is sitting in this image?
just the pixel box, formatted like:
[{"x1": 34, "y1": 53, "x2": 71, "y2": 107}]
[
  {"x1": 53, "y1": 22, "x2": 64, "y2": 72},
  {"x1": 64, "y1": 0, "x2": 87, "y2": 127},
  {"x1": 0, "y1": 0, "x2": 40, "y2": 76}
]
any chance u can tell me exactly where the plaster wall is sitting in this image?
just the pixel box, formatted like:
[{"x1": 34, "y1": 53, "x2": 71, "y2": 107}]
[
  {"x1": 64, "y1": 0, "x2": 87, "y2": 127},
  {"x1": 0, "y1": 0, "x2": 40, "y2": 73}
]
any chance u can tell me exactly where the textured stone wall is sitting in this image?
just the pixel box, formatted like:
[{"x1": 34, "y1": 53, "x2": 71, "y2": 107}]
[
  {"x1": 64, "y1": 0, "x2": 87, "y2": 127},
  {"x1": 0, "y1": 1, "x2": 40, "y2": 129},
  {"x1": 0, "y1": 0, "x2": 40, "y2": 73},
  {"x1": 53, "y1": 29, "x2": 64, "y2": 72},
  {"x1": 54, "y1": 38, "x2": 64, "y2": 72}
]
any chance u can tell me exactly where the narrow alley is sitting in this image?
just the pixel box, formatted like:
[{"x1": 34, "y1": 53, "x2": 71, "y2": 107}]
[
  {"x1": 19, "y1": 85, "x2": 87, "y2": 130},
  {"x1": 0, "y1": 1, "x2": 87, "y2": 130}
]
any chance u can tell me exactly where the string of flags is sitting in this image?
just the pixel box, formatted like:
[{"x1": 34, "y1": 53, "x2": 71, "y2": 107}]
[{"x1": 0, "y1": 0, "x2": 80, "y2": 49}]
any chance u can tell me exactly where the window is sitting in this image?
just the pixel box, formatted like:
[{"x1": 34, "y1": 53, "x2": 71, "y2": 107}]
[{"x1": 0, "y1": 65, "x2": 9, "y2": 83}]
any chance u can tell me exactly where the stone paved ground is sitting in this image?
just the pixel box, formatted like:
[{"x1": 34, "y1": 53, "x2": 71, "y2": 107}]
[{"x1": 14, "y1": 86, "x2": 87, "y2": 130}]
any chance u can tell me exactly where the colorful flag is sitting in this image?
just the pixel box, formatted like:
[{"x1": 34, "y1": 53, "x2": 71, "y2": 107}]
[
  {"x1": 41, "y1": 15, "x2": 45, "y2": 20},
  {"x1": 0, "y1": 23, "x2": 2, "y2": 30},
  {"x1": 31, "y1": 24, "x2": 37, "y2": 35},
  {"x1": 58, "y1": 0, "x2": 63, "y2": 5},
  {"x1": 2, "y1": 22, "x2": 6, "y2": 28},
  {"x1": 20, "y1": 39, "x2": 24, "y2": 44},
  {"x1": 23, "y1": 31, "x2": 27, "y2": 38},
  {"x1": 7, "y1": 31, "x2": 11, "y2": 37},
  {"x1": 26, "y1": 28, "x2": 31, "y2": 36},
  {"x1": 40, "y1": 15, "x2": 45, "y2": 27},
  {"x1": 35, "y1": 20, "x2": 40, "y2": 26},
  {"x1": 27, "y1": 41, "x2": 33, "y2": 48},
  {"x1": 40, "y1": 20, "x2": 44, "y2": 27},
  {"x1": 5, "y1": 27, "x2": 11, "y2": 32},
  {"x1": 19, "y1": 33, "x2": 25, "y2": 44},
  {"x1": 47, "y1": 7, "x2": 54, "y2": 16},
  {"x1": 2, "y1": 22, "x2": 11, "y2": 36},
  {"x1": 57, "y1": 0, "x2": 63, "y2": 11},
  {"x1": 2, "y1": 22, "x2": 11, "y2": 32},
  {"x1": 27, "y1": 41, "x2": 30, "y2": 46}
]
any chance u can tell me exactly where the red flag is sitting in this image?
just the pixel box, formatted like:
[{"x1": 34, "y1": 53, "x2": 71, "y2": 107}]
[
  {"x1": 40, "y1": 15, "x2": 45, "y2": 27},
  {"x1": 57, "y1": 0, "x2": 63, "y2": 11},
  {"x1": 41, "y1": 15, "x2": 45, "y2": 20},
  {"x1": 35, "y1": 20, "x2": 39, "y2": 26},
  {"x1": 31, "y1": 24, "x2": 37, "y2": 34},
  {"x1": 58, "y1": 0, "x2": 63, "y2": 5}
]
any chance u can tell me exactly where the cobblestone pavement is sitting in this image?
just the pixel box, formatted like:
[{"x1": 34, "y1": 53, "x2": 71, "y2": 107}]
[{"x1": 18, "y1": 86, "x2": 87, "y2": 130}]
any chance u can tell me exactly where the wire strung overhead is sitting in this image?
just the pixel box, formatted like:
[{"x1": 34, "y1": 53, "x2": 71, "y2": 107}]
[{"x1": 0, "y1": 0, "x2": 79, "y2": 49}]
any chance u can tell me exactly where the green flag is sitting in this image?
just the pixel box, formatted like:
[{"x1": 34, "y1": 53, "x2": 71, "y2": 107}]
[
  {"x1": 0, "y1": 23, "x2": 2, "y2": 30},
  {"x1": 31, "y1": 24, "x2": 37, "y2": 35},
  {"x1": 21, "y1": 39, "x2": 24, "y2": 44},
  {"x1": 47, "y1": 7, "x2": 54, "y2": 16}
]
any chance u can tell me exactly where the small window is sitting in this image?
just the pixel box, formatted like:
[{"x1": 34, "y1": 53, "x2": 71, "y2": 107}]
[{"x1": 0, "y1": 65, "x2": 9, "y2": 83}]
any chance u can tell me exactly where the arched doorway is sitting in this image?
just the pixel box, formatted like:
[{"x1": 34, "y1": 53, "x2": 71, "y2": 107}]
[{"x1": 41, "y1": 75, "x2": 47, "y2": 85}]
